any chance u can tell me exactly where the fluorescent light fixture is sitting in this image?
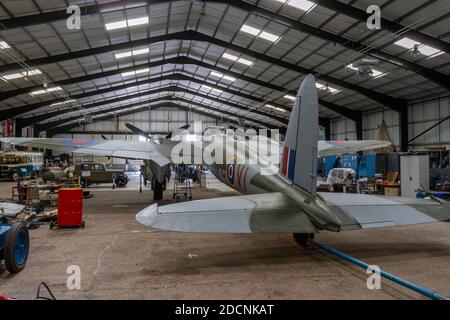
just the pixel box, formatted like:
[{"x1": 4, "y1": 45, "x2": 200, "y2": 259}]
[
  {"x1": 316, "y1": 82, "x2": 340, "y2": 94},
  {"x1": 30, "y1": 87, "x2": 63, "y2": 96},
  {"x1": 237, "y1": 57, "x2": 253, "y2": 66},
  {"x1": 240, "y1": 24, "x2": 280, "y2": 42},
  {"x1": 210, "y1": 71, "x2": 224, "y2": 78},
  {"x1": 202, "y1": 85, "x2": 223, "y2": 93},
  {"x1": 222, "y1": 53, "x2": 254, "y2": 66},
  {"x1": 127, "y1": 16, "x2": 149, "y2": 27},
  {"x1": 222, "y1": 53, "x2": 238, "y2": 61},
  {"x1": 277, "y1": 0, "x2": 317, "y2": 12},
  {"x1": 223, "y1": 75, "x2": 236, "y2": 81},
  {"x1": 241, "y1": 25, "x2": 260, "y2": 36},
  {"x1": 259, "y1": 31, "x2": 280, "y2": 42},
  {"x1": 0, "y1": 41, "x2": 10, "y2": 49},
  {"x1": 209, "y1": 71, "x2": 235, "y2": 82},
  {"x1": 115, "y1": 51, "x2": 133, "y2": 59},
  {"x1": 105, "y1": 16, "x2": 149, "y2": 31},
  {"x1": 394, "y1": 37, "x2": 443, "y2": 57},
  {"x1": 50, "y1": 99, "x2": 76, "y2": 107},
  {"x1": 266, "y1": 104, "x2": 286, "y2": 112},
  {"x1": 121, "y1": 68, "x2": 150, "y2": 77},
  {"x1": 2, "y1": 69, "x2": 42, "y2": 81},
  {"x1": 115, "y1": 48, "x2": 149, "y2": 59},
  {"x1": 284, "y1": 95, "x2": 296, "y2": 101},
  {"x1": 105, "y1": 20, "x2": 127, "y2": 31}
]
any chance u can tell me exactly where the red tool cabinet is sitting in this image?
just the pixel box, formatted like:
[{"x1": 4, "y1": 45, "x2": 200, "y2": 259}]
[{"x1": 52, "y1": 188, "x2": 85, "y2": 229}]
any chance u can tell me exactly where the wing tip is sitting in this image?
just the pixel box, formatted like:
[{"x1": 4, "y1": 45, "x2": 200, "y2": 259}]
[{"x1": 136, "y1": 203, "x2": 159, "y2": 226}]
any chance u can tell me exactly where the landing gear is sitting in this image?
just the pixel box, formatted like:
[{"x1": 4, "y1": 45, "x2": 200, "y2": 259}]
[
  {"x1": 293, "y1": 233, "x2": 314, "y2": 245},
  {"x1": 153, "y1": 178, "x2": 164, "y2": 201}
]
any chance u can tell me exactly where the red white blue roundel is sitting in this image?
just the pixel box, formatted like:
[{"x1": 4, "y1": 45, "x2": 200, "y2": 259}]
[{"x1": 227, "y1": 162, "x2": 235, "y2": 184}]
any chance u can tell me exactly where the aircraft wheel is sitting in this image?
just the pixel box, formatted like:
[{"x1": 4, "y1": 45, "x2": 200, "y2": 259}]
[{"x1": 293, "y1": 233, "x2": 314, "y2": 245}]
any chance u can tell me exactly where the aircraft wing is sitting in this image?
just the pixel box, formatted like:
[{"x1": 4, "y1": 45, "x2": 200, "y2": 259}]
[
  {"x1": 318, "y1": 192, "x2": 450, "y2": 230},
  {"x1": 0, "y1": 137, "x2": 170, "y2": 167},
  {"x1": 137, "y1": 191, "x2": 450, "y2": 233},
  {"x1": 136, "y1": 192, "x2": 317, "y2": 233},
  {"x1": 318, "y1": 140, "x2": 391, "y2": 157}
]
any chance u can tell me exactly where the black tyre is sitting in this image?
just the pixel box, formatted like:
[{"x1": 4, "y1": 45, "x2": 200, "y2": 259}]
[
  {"x1": 4, "y1": 223, "x2": 30, "y2": 273},
  {"x1": 49, "y1": 221, "x2": 55, "y2": 230},
  {"x1": 293, "y1": 233, "x2": 314, "y2": 245},
  {"x1": 11, "y1": 172, "x2": 19, "y2": 182},
  {"x1": 80, "y1": 179, "x2": 88, "y2": 188},
  {"x1": 115, "y1": 177, "x2": 127, "y2": 187}
]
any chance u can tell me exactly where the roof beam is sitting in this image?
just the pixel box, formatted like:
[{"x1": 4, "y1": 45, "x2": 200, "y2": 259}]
[
  {"x1": 1, "y1": 55, "x2": 359, "y2": 122},
  {"x1": 47, "y1": 100, "x2": 277, "y2": 136},
  {"x1": 33, "y1": 95, "x2": 271, "y2": 132},
  {"x1": 14, "y1": 83, "x2": 293, "y2": 127},
  {"x1": 220, "y1": 0, "x2": 449, "y2": 90},
  {"x1": 0, "y1": 30, "x2": 407, "y2": 112},
  {"x1": 0, "y1": 73, "x2": 289, "y2": 122}
]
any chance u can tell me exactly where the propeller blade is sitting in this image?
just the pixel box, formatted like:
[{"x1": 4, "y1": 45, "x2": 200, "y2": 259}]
[
  {"x1": 166, "y1": 124, "x2": 191, "y2": 139},
  {"x1": 125, "y1": 122, "x2": 151, "y2": 140}
]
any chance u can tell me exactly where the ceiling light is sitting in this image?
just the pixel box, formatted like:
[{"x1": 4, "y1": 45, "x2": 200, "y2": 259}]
[
  {"x1": 50, "y1": 99, "x2": 76, "y2": 107},
  {"x1": 202, "y1": 85, "x2": 223, "y2": 93},
  {"x1": 105, "y1": 20, "x2": 128, "y2": 31},
  {"x1": 0, "y1": 41, "x2": 10, "y2": 49},
  {"x1": 127, "y1": 17, "x2": 149, "y2": 27},
  {"x1": 394, "y1": 37, "x2": 443, "y2": 57},
  {"x1": 277, "y1": 0, "x2": 317, "y2": 12},
  {"x1": 30, "y1": 87, "x2": 63, "y2": 96},
  {"x1": 222, "y1": 53, "x2": 254, "y2": 66},
  {"x1": 259, "y1": 31, "x2": 280, "y2": 42},
  {"x1": 284, "y1": 95, "x2": 296, "y2": 101},
  {"x1": 266, "y1": 104, "x2": 286, "y2": 112},
  {"x1": 105, "y1": 16, "x2": 149, "y2": 31},
  {"x1": 115, "y1": 48, "x2": 149, "y2": 60},
  {"x1": 132, "y1": 48, "x2": 149, "y2": 56},
  {"x1": 121, "y1": 68, "x2": 150, "y2": 77},
  {"x1": 222, "y1": 53, "x2": 238, "y2": 61},
  {"x1": 241, "y1": 25, "x2": 260, "y2": 36},
  {"x1": 223, "y1": 75, "x2": 236, "y2": 81},
  {"x1": 1, "y1": 69, "x2": 42, "y2": 81},
  {"x1": 210, "y1": 71, "x2": 235, "y2": 82},
  {"x1": 237, "y1": 57, "x2": 253, "y2": 66}
]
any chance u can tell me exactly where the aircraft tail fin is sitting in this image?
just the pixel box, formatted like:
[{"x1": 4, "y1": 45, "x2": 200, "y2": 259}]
[{"x1": 280, "y1": 74, "x2": 319, "y2": 194}]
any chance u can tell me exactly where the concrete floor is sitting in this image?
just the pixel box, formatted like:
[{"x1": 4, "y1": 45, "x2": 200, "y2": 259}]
[{"x1": 0, "y1": 174, "x2": 449, "y2": 300}]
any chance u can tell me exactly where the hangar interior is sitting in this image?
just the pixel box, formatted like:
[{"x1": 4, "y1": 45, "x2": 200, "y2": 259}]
[{"x1": 0, "y1": 0, "x2": 449, "y2": 300}]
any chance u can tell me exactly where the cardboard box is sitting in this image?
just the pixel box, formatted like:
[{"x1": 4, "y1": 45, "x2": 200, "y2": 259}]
[{"x1": 384, "y1": 187, "x2": 400, "y2": 196}]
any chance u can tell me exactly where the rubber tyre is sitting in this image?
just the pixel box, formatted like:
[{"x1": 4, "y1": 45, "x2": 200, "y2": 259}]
[
  {"x1": 49, "y1": 221, "x2": 54, "y2": 230},
  {"x1": 115, "y1": 177, "x2": 127, "y2": 187},
  {"x1": 293, "y1": 233, "x2": 314, "y2": 245},
  {"x1": 11, "y1": 172, "x2": 19, "y2": 182},
  {"x1": 4, "y1": 223, "x2": 30, "y2": 273}
]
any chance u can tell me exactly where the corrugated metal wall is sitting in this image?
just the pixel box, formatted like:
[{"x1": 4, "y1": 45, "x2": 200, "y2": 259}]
[
  {"x1": 56, "y1": 107, "x2": 218, "y2": 139},
  {"x1": 330, "y1": 95, "x2": 449, "y2": 150}
]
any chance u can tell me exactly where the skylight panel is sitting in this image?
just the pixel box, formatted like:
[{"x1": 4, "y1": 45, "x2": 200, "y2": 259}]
[
  {"x1": 30, "y1": 87, "x2": 63, "y2": 96},
  {"x1": 394, "y1": 37, "x2": 443, "y2": 57},
  {"x1": 2, "y1": 69, "x2": 42, "y2": 81},
  {"x1": 284, "y1": 95, "x2": 296, "y2": 101},
  {"x1": 266, "y1": 104, "x2": 286, "y2": 112},
  {"x1": 210, "y1": 71, "x2": 235, "y2": 82}
]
